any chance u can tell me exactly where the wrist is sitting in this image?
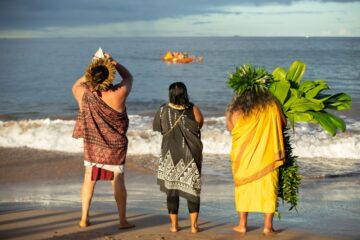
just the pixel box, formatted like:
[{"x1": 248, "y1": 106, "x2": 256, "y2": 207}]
[{"x1": 110, "y1": 59, "x2": 118, "y2": 66}]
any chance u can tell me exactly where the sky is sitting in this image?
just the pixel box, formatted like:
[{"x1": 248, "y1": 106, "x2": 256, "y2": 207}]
[{"x1": 0, "y1": 0, "x2": 359, "y2": 38}]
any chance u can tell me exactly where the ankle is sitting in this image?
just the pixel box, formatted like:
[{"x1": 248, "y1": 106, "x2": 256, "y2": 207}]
[
  {"x1": 191, "y1": 226, "x2": 199, "y2": 233},
  {"x1": 79, "y1": 219, "x2": 90, "y2": 228},
  {"x1": 120, "y1": 219, "x2": 129, "y2": 224},
  {"x1": 170, "y1": 224, "x2": 179, "y2": 233},
  {"x1": 233, "y1": 225, "x2": 246, "y2": 233},
  {"x1": 239, "y1": 224, "x2": 246, "y2": 229}
]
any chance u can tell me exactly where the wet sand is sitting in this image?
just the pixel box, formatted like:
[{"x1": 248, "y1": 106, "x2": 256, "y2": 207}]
[
  {"x1": 0, "y1": 147, "x2": 156, "y2": 184},
  {"x1": 0, "y1": 147, "x2": 352, "y2": 239},
  {"x1": 0, "y1": 208, "x2": 343, "y2": 240}
]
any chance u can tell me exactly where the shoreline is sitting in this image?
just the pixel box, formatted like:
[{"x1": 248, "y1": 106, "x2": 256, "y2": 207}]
[{"x1": 0, "y1": 147, "x2": 359, "y2": 239}]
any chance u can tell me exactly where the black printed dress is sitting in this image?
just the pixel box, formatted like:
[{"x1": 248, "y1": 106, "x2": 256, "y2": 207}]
[{"x1": 153, "y1": 103, "x2": 203, "y2": 203}]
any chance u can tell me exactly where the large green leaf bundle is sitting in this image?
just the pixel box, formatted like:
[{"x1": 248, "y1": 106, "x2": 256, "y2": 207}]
[{"x1": 270, "y1": 60, "x2": 352, "y2": 136}]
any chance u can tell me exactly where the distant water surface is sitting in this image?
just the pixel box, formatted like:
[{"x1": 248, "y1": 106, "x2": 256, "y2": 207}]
[{"x1": 0, "y1": 37, "x2": 359, "y2": 119}]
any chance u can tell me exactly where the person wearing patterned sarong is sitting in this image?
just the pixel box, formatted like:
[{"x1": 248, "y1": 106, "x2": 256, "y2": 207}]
[
  {"x1": 226, "y1": 89, "x2": 286, "y2": 235},
  {"x1": 153, "y1": 82, "x2": 204, "y2": 233},
  {"x1": 72, "y1": 52, "x2": 135, "y2": 229}
]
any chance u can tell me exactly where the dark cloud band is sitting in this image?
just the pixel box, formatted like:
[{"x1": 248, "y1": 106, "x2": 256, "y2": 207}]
[{"x1": 0, "y1": 0, "x2": 358, "y2": 30}]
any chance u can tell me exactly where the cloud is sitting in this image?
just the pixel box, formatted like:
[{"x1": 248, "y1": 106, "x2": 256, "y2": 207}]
[
  {"x1": 241, "y1": 10, "x2": 346, "y2": 15},
  {"x1": 337, "y1": 27, "x2": 352, "y2": 35},
  {"x1": 192, "y1": 21, "x2": 214, "y2": 25},
  {"x1": 0, "y1": 0, "x2": 359, "y2": 30}
]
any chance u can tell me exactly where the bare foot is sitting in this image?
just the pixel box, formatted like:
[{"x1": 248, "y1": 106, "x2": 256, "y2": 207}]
[
  {"x1": 191, "y1": 226, "x2": 200, "y2": 234},
  {"x1": 263, "y1": 228, "x2": 276, "y2": 236},
  {"x1": 233, "y1": 226, "x2": 246, "y2": 234},
  {"x1": 170, "y1": 225, "x2": 180, "y2": 233},
  {"x1": 79, "y1": 219, "x2": 90, "y2": 228},
  {"x1": 119, "y1": 221, "x2": 135, "y2": 229}
]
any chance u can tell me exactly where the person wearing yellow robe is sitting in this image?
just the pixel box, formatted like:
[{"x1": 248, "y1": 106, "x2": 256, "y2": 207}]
[{"x1": 226, "y1": 89, "x2": 286, "y2": 235}]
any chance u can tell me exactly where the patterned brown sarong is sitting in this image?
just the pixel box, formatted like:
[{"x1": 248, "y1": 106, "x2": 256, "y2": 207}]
[{"x1": 73, "y1": 87, "x2": 129, "y2": 165}]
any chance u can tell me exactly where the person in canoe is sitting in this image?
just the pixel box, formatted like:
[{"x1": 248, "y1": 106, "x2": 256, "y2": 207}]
[{"x1": 162, "y1": 51, "x2": 198, "y2": 64}]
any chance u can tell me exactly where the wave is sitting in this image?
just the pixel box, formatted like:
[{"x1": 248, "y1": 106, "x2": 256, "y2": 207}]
[
  {"x1": 303, "y1": 172, "x2": 360, "y2": 179},
  {"x1": 0, "y1": 116, "x2": 359, "y2": 159}
]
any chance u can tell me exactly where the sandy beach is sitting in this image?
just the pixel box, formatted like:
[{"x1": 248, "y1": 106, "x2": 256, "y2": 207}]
[
  {"x1": 0, "y1": 208, "x2": 342, "y2": 240},
  {"x1": 1, "y1": 147, "x2": 357, "y2": 239}
]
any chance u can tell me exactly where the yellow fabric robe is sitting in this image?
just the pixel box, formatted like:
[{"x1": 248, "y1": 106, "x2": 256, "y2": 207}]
[{"x1": 231, "y1": 101, "x2": 285, "y2": 213}]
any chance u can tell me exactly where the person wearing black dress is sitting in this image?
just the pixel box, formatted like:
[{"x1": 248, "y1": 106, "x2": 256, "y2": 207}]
[{"x1": 153, "y1": 82, "x2": 204, "y2": 233}]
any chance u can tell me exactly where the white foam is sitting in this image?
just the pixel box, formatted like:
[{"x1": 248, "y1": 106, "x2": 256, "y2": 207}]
[
  {"x1": 0, "y1": 119, "x2": 83, "y2": 152},
  {"x1": 289, "y1": 121, "x2": 360, "y2": 159},
  {"x1": 0, "y1": 116, "x2": 359, "y2": 159}
]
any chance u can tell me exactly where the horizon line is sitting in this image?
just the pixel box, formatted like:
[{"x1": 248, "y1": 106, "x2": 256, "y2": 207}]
[{"x1": 0, "y1": 35, "x2": 359, "y2": 40}]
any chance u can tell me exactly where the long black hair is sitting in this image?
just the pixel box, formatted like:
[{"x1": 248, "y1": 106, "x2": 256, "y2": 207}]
[
  {"x1": 169, "y1": 82, "x2": 190, "y2": 105},
  {"x1": 227, "y1": 89, "x2": 275, "y2": 117}
]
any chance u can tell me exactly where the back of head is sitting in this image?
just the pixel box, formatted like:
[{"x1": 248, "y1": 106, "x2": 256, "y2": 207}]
[
  {"x1": 227, "y1": 64, "x2": 274, "y2": 116},
  {"x1": 91, "y1": 65, "x2": 109, "y2": 84},
  {"x1": 169, "y1": 82, "x2": 190, "y2": 105},
  {"x1": 228, "y1": 89, "x2": 274, "y2": 117},
  {"x1": 85, "y1": 58, "x2": 115, "y2": 91}
]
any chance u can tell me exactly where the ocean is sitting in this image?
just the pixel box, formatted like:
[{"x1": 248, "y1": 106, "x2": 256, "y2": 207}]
[
  {"x1": 0, "y1": 37, "x2": 360, "y2": 237},
  {"x1": 0, "y1": 37, "x2": 359, "y2": 179}
]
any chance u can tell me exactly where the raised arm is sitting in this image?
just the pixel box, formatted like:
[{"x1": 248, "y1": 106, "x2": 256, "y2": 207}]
[
  {"x1": 193, "y1": 105, "x2": 204, "y2": 129},
  {"x1": 105, "y1": 53, "x2": 133, "y2": 98},
  {"x1": 72, "y1": 75, "x2": 86, "y2": 109}
]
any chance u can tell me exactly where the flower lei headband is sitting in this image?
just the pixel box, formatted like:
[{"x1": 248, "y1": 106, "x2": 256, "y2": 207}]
[{"x1": 85, "y1": 58, "x2": 116, "y2": 91}]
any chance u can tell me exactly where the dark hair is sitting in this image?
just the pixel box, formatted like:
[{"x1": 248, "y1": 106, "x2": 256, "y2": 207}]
[
  {"x1": 227, "y1": 89, "x2": 275, "y2": 117},
  {"x1": 169, "y1": 82, "x2": 190, "y2": 105},
  {"x1": 91, "y1": 65, "x2": 109, "y2": 84}
]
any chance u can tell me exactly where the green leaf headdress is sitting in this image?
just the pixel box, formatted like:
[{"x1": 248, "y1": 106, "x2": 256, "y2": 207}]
[
  {"x1": 85, "y1": 58, "x2": 116, "y2": 91},
  {"x1": 227, "y1": 64, "x2": 273, "y2": 95}
]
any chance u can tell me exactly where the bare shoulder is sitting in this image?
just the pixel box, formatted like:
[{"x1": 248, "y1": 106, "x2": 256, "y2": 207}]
[
  {"x1": 72, "y1": 82, "x2": 86, "y2": 103},
  {"x1": 111, "y1": 79, "x2": 132, "y2": 98},
  {"x1": 192, "y1": 104, "x2": 204, "y2": 128},
  {"x1": 192, "y1": 104, "x2": 202, "y2": 113},
  {"x1": 108, "y1": 82, "x2": 128, "y2": 98},
  {"x1": 231, "y1": 111, "x2": 242, "y2": 123},
  {"x1": 226, "y1": 110, "x2": 242, "y2": 132},
  {"x1": 192, "y1": 104, "x2": 203, "y2": 116},
  {"x1": 225, "y1": 111, "x2": 233, "y2": 132}
]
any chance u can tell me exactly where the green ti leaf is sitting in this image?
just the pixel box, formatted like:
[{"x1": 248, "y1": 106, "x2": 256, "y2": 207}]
[
  {"x1": 288, "y1": 98, "x2": 325, "y2": 113},
  {"x1": 308, "y1": 111, "x2": 345, "y2": 136},
  {"x1": 273, "y1": 67, "x2": 286, "y2": 81},
  {"x1": 286, "y1": 60, "x2": 306, "y2": 85},
  {"x1": 269, "y1": 80, "x2": 290, "y2": 105},
  {"x1": 305, "y1": 80, "x2": 329, "y2": 99},
  {"x1": 323, "y1": 93, "x2": 352, "y2": 111}
]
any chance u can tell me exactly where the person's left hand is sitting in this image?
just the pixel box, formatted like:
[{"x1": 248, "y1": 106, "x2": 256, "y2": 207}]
[{"x1": 104, "y1": 52, "x2": 117, "y2": 65}]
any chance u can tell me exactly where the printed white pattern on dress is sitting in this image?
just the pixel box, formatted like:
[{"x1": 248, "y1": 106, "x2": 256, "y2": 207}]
[{"x1": 158, "y1": 150, "x2": 201, "y2": 197}]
